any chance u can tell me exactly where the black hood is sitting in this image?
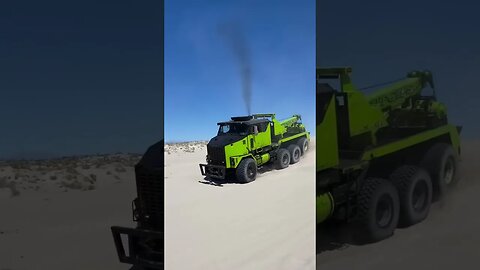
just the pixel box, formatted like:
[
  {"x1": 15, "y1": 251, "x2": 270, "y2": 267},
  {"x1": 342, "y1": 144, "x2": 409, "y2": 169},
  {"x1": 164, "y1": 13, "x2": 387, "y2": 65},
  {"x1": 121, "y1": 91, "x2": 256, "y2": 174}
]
[
  {"x1": 136, "y1": 140, "x2": 164, "y2": 170},
  {"x1": 208, "y1": 134, "x2": 245, "y2": 148}
]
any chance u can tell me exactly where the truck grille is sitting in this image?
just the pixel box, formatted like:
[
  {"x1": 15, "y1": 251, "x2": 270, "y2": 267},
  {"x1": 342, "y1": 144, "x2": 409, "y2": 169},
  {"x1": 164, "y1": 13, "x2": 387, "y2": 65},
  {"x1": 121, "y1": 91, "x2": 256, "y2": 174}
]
[
  {"x1": 135, "y1": 166, "x2": 164, "y2": 230},
  {"x1": 207, "y1": 145, "x2": 225, "y2": 165}
]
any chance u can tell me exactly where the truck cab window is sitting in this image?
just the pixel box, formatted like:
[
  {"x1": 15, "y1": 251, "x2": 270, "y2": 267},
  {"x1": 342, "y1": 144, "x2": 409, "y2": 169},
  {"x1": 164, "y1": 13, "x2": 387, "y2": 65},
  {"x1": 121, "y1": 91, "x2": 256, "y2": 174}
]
[
  {"x1": 218, "y1": 125, "x2": 230, "y2": 135},
  {"x1": 218, "y1": 124, "x2": 249, "y2": 136}
]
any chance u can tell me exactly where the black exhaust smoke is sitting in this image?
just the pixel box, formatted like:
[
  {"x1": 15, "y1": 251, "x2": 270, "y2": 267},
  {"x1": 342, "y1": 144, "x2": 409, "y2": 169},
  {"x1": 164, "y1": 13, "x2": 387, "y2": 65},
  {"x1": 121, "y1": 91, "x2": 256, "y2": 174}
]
[{"x1": 217, "y1": 22, "x2": 252, "y2": 115}]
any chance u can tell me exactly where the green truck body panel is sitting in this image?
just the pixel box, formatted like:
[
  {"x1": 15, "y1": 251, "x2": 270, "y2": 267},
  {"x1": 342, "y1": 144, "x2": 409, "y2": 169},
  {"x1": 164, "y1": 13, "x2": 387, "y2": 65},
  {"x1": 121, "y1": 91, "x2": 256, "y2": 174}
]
[
  {"x1": 251, "y1": 123, "x2": 273, "y2": 149},
  {"x1": 347, "y1": 90, "x2": 386, "y2": 139},
  {"x1": 361, "y1": 124, "x2": 461, "y2": 161},
  {"x1": 316, "y1": 94, "x2": 339, "y2": 171},
  {"x1": 278, "y1": 131, "x2": 310, "y2": 144},
  {"x1": 316, "y1": 67, "x2": 461, "y2": 225},
  {"x1": 224, "y1": 125, "x2": 274, "y2": 169},
  {"x1": 224, "y1": 140, "x2": 253, "y2": 169}
]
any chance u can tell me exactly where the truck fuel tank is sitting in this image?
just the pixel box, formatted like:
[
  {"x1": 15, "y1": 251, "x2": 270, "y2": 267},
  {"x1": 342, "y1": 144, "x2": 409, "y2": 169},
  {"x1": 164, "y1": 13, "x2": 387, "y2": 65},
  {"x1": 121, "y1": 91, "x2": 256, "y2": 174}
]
[{"x1": 317, "y1": 192, "x2": 334, "y2": 223}]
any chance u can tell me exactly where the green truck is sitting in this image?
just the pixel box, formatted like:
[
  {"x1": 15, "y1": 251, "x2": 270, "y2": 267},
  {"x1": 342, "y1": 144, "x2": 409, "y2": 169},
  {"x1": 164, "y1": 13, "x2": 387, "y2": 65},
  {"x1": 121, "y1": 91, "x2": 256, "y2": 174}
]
[
  {"x1": 316, "y1": 67, "x2": 462, "y2": 243},
  {"x1": 200, "y1": 114, "x2": 310, "y2": 183}
]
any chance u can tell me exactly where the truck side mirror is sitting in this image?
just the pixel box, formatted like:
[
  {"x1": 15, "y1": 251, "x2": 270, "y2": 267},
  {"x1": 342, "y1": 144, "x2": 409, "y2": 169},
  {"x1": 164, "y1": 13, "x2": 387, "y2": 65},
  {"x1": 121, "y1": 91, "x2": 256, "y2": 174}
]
[{"x1": 253, "y1": 126, "x2": 258, "y2": 135}]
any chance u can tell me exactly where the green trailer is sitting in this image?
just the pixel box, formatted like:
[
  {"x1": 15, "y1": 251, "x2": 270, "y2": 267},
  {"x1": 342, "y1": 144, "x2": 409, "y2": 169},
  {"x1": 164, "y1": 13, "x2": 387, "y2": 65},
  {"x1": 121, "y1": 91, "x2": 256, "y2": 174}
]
[
  {"x1": 316, "y1": 67, "x2": 461, "y2": 243},
  {"x1": 200, "y1": 114, "x2": 310, "y2": 183}
]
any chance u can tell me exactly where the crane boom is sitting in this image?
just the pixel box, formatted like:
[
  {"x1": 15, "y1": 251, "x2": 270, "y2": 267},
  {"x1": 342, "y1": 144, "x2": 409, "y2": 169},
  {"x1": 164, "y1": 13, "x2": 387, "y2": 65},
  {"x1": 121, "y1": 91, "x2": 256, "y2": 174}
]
[
  {"x1": 279, "y1": 115, "x2": 302, "y2": 127},
  {"x1": 367, "y1": 71, "x2": 435, "y2": 111}
]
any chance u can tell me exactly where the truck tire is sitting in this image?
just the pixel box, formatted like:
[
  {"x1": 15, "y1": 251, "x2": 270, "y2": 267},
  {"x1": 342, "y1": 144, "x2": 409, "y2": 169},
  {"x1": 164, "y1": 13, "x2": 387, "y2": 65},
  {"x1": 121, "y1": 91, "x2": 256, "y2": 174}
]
[
  {"x1": 288, "y1": 144, "x2": 301, "y2": 164},
  {"x1": 236, "y1": 158, "x2": 257, "y2": 183},
  {"x1": 390, "y1": 165, "x2": 432, "y2": 228},
  {"x1": 275, "y1": 148, "x2": 290, "y2": 169},
  {"x1": 297, "y1": 137, "x2": 309, "y2": 156},
  {"x1": 420, "y1": 143, "x2": 458, "y2": 201},
  {"x1": 355, "y1": 178, "x2": 400, "y2": 244}
]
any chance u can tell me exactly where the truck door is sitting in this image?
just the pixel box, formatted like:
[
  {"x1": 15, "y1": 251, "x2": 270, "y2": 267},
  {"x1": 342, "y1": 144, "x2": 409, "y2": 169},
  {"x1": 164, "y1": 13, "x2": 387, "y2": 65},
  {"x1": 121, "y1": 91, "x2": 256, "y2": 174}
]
[
  {"x1": 251, "y1": 123, "x2": 271, "y2": 151},
  {"x1": 250, "y1": 127, "x2": 256, "y2": 149}
]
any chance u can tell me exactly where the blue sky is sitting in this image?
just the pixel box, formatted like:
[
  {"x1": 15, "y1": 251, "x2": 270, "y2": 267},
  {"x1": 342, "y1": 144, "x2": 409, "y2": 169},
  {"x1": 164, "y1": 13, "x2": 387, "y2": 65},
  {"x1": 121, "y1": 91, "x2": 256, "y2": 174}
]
[
  {"x1": 165, "y1": 0, "x2": 315, "y2": 142},
  {"x1": 318, "y1": 0, "x2": 480, "y2": 139},
  {"x1": 0, "y1": 0, "x2": 163, "y2": 159}
]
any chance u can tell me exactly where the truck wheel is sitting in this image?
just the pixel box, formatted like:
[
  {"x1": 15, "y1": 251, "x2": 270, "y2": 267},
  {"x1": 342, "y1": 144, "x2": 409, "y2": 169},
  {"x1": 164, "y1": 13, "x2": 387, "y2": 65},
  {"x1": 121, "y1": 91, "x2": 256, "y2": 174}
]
[
  {"x1": 236, "y1": 158, "x2": 257, "y2": 183},
  {"x1": 420, "y1": 143, "x2": 458, "y2": 201},
  {"x1": 288, "y1": 144, "x2": 301, "y2": 164},
  {"x1": 275, "y1": 148, "x2": 290, "y2": 169},
  {"x1": 390, "y1": 165, "x2": 432, "y2": 228},
  {"x1": 355, "y1": 178, "x2": 400, "y2": 244},
  {"x1": 297, "y1": 137, "x2": 309, "y2": 156}
]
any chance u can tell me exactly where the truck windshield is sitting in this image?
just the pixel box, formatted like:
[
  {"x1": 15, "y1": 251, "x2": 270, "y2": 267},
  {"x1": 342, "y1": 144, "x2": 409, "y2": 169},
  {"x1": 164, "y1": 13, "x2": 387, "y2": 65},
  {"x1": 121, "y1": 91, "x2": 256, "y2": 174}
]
[{"x1": 218, "y1": 123, "x2": 250, "y2": 136}]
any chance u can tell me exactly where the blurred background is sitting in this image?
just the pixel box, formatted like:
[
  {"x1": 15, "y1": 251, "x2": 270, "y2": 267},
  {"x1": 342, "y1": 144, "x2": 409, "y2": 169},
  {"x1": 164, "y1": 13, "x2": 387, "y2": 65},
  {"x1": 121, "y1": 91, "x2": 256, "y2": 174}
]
[
  {"x1": 0, "y1": 0, "x2": 163, "y2": 159},
  {"x1": 317, "y1": 0, "x2": 480, "y2": 139}
]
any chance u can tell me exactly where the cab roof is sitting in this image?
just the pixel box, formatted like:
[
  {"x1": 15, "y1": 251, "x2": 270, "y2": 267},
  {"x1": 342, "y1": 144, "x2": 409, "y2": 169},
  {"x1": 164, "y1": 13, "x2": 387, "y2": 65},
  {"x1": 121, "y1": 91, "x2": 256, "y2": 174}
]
[{"x1": 217, "y1": 118, "x2": 269, "y2": 126}]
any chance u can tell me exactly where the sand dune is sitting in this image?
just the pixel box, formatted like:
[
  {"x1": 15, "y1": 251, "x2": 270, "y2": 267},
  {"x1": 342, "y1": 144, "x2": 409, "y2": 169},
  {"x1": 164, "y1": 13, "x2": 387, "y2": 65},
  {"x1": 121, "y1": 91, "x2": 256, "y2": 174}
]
[
  {"x1": 316, "y1": 140, "x2": 480, "y2": 270},
  {"x1": 0, "y1": 154, "x2": 141, "y2": 270},
  {"x1": 0, "y1": 154, "x2": 141, "y2": 197},
  {"x1": 165, "y1": 140, "x2": 316, "y2": 270},
  {"x1": 164, "y1": 141, "x2": 208, "y2": 155}
]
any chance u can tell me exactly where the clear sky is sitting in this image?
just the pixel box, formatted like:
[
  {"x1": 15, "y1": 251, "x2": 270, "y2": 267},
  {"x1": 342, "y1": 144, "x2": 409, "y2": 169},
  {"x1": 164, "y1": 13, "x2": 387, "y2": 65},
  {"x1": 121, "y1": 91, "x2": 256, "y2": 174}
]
[
  {"x1": 165, "y1": 0, "x2": 315, "y2": 142},
  {"x1": 0, "y1": 0, "x2": 163, "y2": 159},
  {"x1": 318, "y1": 0, "x2": 480, "y2": 139}
]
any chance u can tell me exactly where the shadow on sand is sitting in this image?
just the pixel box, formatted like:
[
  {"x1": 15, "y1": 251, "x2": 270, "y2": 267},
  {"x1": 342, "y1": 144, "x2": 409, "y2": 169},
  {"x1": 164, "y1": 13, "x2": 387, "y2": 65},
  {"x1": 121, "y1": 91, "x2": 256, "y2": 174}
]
[
  {"x1": 198, "y1": 177, "x2": 239, "y2": 187},
  {"x1": 198, "y1": 164, "x2": 279, "y2": 187},
  {"x1": 318, "y1": 219, "x2": 392, "y2": 254},
  {"x1": 316, "y1": 221, "x2": 355, "y2": 254}
]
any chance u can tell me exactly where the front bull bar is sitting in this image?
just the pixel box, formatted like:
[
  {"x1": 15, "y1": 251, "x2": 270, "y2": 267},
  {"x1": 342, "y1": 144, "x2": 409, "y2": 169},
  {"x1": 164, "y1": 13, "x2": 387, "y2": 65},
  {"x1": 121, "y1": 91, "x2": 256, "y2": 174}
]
[{"x1": 199, "y1": 164, "x2": 226, "y2": 179}]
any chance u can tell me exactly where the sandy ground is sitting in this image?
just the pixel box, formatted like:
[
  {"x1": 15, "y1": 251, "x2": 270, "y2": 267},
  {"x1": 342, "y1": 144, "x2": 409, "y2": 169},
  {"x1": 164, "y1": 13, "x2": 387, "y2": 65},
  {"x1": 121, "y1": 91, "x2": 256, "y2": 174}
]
[
  {"x1": 3, "y1": 139, "x2": 476, "y2": 270},
  {"x1": 0, "y1": 154, "x2": 140, "y2": 270},
  {"x1": 316, "y1": 140, "x2": 480, "y2": 270},
  {"x1": 165, "y1": 141, "x2": 316, "y2": 270}
]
